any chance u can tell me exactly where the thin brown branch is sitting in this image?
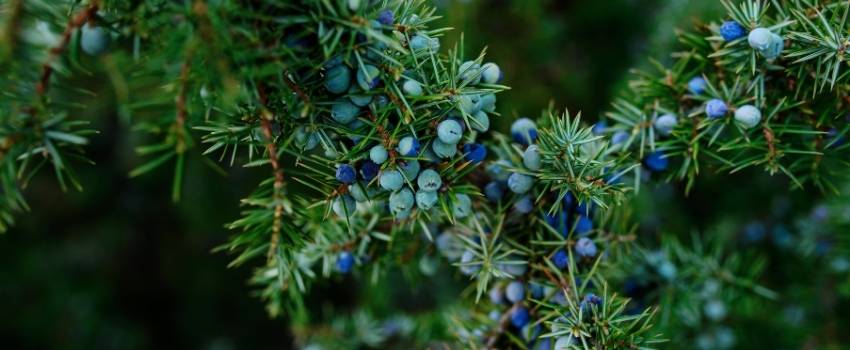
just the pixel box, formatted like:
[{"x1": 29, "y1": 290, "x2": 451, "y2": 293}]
[
  {"x1": 283, "y1": 73, "x2": 310, "y2": 105},
  {"x1": 35, "y1": 1, "x2": 100, "y2": 98},
  {"x1": 174, "y1": 48, "x2": 195, "y2": 153}
]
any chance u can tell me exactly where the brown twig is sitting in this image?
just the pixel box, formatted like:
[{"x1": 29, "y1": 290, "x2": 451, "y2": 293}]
[
  {"x1": 35, "y1": 1, "x2": 100, "y2": 98},
  {"x1": 174, "y1": 49, "x2": 194, "y2": 153},
  {"x1": 257, "y1": 85, "x2": 286, "y2": 259},
  {"x1": 283, "y1": 73, "x2": 310, "y2": 105}
]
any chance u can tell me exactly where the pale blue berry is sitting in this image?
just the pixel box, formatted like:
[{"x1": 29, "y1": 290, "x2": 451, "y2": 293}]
[
  {"x1": 331, "y1": 100, "x2": 360, "y2": 124},
  {"x1": 337, "y1": 251, "x2": 355, "y2": 273},
  {"x1": 688, "y1": 76, "x2": 707, "y2": 95},
  {"x1": 705, "y1": 99, "x2": 728, "y2": 118},
  {"x1": 80, "y1": 25, "x2": 110, "y2": 55},
  {"x1": 458, "y1": 60, "x2": 481, "y2": 84},
  {"x1": 325, "y1": 65, "x2": 352, "y2": 94},
  {"x1": 294, "y1": 127, "x2": 319, "y2": 150},
  {"x1": 654, "y1": 113, "x2": 678, "y2": 136},
  {"x1": 332, "y1": 195, "x2": 357, "y2": 217},
  {"x1": 484, "y1": 181, "x2": 504, "y2": 202},
  {"x1": 370, "y1": 145, "x2": 388, "y2": 164},
  {"x1": 658, "y1": 260, "x2": 677, "y2": 281},
  {"x1": 409, "y1": 33, "x2": 434, "y2": 51},
  {"x1": 481, "y1": 62, "x2": 501, "y2": 84},
  {"x1": 349, "y1": 182, "x2": 368, "y2": 202},
  {"x1": 501, "y1": 259, "x2": 528, "y2": 277},
  {"x1": 402, "y1": 79, "x2": 423, "y2": 96},
  {"x1": 511, "y1": 118, "x2": 538, "y2": 145},
  {"x1": 554, "y1": 336, "x2": 575, "y2": 350},
  {"x1": 415, "y1": 190, "x2": 438, "y2": 210},
  {"x1": 470, "y1": 111, "x2": 490, "y2": 132},
  {"x1": 611, "y1": 130, "x2": 630, "y2": 145},
  {"x1": 348, "y1": 85, "x2": 372, "y2": 106},
  {"x1": 436, "y1": 232, "x2": 463, "y2": 261},
  {"x1": 704, "y1": 299, "x2": 727, "y2": 321},
  {"x1": 575, "y1": 237, "x2": 598, "y2": 258},
  {"x1": 489, "y1": 310, "x2": 502, "y2": 321},
  {"x1": 505, "y1": 281, "x2": 525, "y2": 303},
  {"x1": 432, "y1": 139, "x2": 457, "y2": 158},
  {"x1": 487, "y1": 160, "x2": 511, "y2": 181},
  {"x1": 437, "y1": 119, "x2": 463, "y2": 144},
  {"x1": 460, "y1": 250, "x2": 480, "y2": 275},
  {"x1": 397, "y1": 136, "x2": 420, "y2": 156},
  {"x1": 356, "y1": 64, "x2": 381, "y2": 90},
  {"x1": 458, "y1": 94, "x2": 482, "y2": 114},
  {"x1": 734, "y1": 105, "x2": 761, "y2": 129},
  {"x1": 399, "y1": 160, "x2": 420, "y2": 179},
  {"x1": 514, "y1": 195, "x2": 534, "y2": 214},
  {"x1": 720, "y1": 21, "x2": 747, "y2": 41},
  {"x1": 389, "y1": 188, "x2": 414, "y2": 217},
  {"x1": 480, "y1": 94, "x2": 497, "y2": 112},
  {"x1": 452, "y1": 193, "x2": 472, "y2": 218},
  {"x1": 523, "y1": 145, "x2": 541, "y2": 170},
  {"x1": 417, "y1": 169, "x2": 442, "y2": 191},
  {"x1": 748, "y1": 27, "x2": 773, "y2": 51},
  {"x1": 489, "y1": 286, "x2": 504, "y2": 304},
  {"x1": 507, "y1": 173, "x2": 533, "y2": 194},
  {"x1": 762, "y1": 33, "x2": 783, "y2": 59},
  {"x1": 379, "y1": 169, "x2": 404, "y2": 191}
]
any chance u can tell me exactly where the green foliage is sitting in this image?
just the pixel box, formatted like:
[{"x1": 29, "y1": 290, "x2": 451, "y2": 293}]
[{"x1": 3, "y1": 0, "x2": 850, "y2": 349}]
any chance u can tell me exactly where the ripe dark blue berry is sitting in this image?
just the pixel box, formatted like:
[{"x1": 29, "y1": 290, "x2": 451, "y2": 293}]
[
  {"x1": 705, "y1": 99, "x2": 728, "y2": 118},
  {"x1": 688, "y1": 76, "x2": 708, "y2": 94},
  {"x1": 336, "y1": 164, "x2": 357, "y2": 183},
  {"x1": 644, "y1": 151, "x2": 669, "y2": 172},
  {"x1": 360, "y1": 161, "x2": 379, "y2": 181},
  {"x1": 462, "y1": 143, "x2": 486, "y2": 163},
  {"x1": 377, "y1": 9, "x2": 394, "y2": 25},
  {"x1": 582, "y1": 293, "x2": 602, "y2": 306},
  {"x1": 552, "y1": 249, "x2": 569, "y2": 269},
  {"x1": 720, "y1": 21, "x2": 747, "y2": 41},
  {"x1": 511, "y1": 306, "x2": 531, "y2": 328},
  {"x1": 574, "y1": 215, "x2": 593, "y2": 235},
  {"x1": 337, "y1": 251, "x2": 355, "y2": 273}
]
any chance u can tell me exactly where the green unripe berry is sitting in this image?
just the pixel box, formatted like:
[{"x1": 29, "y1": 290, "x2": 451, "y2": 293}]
[{"x1": 325, "y1": 65, "x2": 352, "y2": 94}]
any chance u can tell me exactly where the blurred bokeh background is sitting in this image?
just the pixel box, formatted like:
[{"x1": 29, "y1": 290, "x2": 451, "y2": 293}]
[{"x1": 16, "y1": 1, "x2": 849, "y2": 349}]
